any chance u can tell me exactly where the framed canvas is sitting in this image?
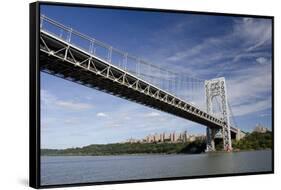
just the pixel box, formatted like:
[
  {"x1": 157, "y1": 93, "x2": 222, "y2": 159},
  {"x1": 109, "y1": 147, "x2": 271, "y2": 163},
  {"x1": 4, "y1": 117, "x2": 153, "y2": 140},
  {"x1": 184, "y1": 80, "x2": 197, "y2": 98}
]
[{"x1": 29, "y1": 1, "x2": 274, "y2": 188}]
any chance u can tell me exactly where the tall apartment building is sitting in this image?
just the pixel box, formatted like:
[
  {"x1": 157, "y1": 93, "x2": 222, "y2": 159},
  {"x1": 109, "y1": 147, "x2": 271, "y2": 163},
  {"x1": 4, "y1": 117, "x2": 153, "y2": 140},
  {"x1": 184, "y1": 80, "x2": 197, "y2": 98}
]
[
  {"x1": 141, "y1": 131, "x2": 193, "y2": 143},
  {"x1": 253, "y1": 124, "x2": 269, "y2": 133}
]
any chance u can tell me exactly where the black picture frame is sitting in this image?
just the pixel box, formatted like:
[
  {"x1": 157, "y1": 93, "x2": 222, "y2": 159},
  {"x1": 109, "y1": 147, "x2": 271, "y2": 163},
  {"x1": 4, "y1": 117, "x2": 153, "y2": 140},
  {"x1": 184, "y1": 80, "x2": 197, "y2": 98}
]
[{"x1": 29, "y1": 1, "x2": 274, "y2": 189}]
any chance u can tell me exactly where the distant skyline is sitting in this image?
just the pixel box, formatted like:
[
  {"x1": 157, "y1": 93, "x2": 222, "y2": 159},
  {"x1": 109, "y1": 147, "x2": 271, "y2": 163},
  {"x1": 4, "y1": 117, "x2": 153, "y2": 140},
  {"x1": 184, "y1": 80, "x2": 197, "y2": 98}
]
[{"x1": 41, "y1": 5, "x2": 272, "y2": 149}]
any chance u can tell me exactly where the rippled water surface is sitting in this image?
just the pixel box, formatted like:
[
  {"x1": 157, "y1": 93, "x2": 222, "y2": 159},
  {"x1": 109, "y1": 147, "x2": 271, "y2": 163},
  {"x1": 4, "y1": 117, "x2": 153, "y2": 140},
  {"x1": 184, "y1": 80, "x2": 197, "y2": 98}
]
[{"x1": 41, "y1": 150, "x2": 272, "y2": 185}]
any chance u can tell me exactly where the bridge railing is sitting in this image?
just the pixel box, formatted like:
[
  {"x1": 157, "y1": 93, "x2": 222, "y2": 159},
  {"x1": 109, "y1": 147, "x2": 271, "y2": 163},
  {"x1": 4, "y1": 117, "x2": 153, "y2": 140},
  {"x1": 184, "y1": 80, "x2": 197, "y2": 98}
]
[{"x1": 40, "y1": 15, "x2": 205, "y2": 109}]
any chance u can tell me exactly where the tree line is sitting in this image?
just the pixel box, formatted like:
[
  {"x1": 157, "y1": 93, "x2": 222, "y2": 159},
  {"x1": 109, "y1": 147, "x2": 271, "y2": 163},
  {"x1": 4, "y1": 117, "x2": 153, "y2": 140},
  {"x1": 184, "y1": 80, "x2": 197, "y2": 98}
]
[{"x1": 41, "y1": 131, "x2": 272, "y2": 156}]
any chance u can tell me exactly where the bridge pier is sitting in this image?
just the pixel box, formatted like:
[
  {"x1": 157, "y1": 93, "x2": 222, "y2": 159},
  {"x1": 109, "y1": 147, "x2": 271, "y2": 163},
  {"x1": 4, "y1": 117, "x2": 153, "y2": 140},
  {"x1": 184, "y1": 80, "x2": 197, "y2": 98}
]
[
  {"x1": 206, "y1": 127, "x2": 218, "y2": 152},
  {"x1": 233, "y1": 128, "x2": 246, "y2": 141}
]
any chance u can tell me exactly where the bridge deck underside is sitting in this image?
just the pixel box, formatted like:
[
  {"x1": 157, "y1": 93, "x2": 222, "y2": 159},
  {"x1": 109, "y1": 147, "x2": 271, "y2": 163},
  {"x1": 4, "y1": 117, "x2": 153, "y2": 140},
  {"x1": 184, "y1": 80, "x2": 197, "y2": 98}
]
[{"x1": 39, "y1": 32, "x2": 236, "y2": 131}]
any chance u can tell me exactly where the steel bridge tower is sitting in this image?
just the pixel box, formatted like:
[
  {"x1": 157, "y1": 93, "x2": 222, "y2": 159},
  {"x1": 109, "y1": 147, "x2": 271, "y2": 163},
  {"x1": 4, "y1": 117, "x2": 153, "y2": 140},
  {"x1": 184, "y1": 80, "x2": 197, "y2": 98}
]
[{"x1": 205, "y1": 77, "x2": 232, "y2": 152}]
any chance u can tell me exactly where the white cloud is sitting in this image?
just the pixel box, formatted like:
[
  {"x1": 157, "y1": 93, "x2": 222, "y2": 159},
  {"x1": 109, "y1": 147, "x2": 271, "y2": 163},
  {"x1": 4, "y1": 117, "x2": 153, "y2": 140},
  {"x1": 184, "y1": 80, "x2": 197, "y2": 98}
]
[
  {"x1": 96, "y1": 112, "x2": 108, "y2": 117},
  {"x1": 56, "y1": 100, "x2": 93, "y2": 110},
  {"x1": 105, "y1": 123, "x2": 121, "y2": 128},
  {"x1": 234, "y1": 18, "x2": 272, "y2": 52},
  {"x1": 41, "y1": 116, "x2": 57, "y2": 128},
  {"x1": 227, "y1": 64, "x2": 271, "y2": 101},
  {"x1": 226, "y1": 64, "x2": 272, "y2": 117},
  {"x1": 144, "y1": 112, "x2": 160, "y2": 117},
  {"x1": 256, "y1": 57, "x2": 269, "y2": 65},
  {"x1": 64, "y1": 118, "x2": 79, "y2": 125},
  {"x1": 165, "y1": 18, "x2": 272, "y2": 73},
  {"x1": 260, "y1": 113, "x2": 271, "y2": 117},
  {"x1": 41, "y1": 89, "x2": 56, "y2": 105},
  {"x1": 231, "y1": 97, "x2": 271, "y2": 117},
  {"x1": 41, "y1": 89, "x2": 93, "y2": 111},
  {"x1": 167, "y1": 44, "x2": 205, "y2": 62}
]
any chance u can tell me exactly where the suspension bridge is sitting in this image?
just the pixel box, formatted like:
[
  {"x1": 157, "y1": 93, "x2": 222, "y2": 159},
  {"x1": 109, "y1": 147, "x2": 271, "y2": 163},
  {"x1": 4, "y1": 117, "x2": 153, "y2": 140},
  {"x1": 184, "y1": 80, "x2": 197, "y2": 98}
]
[{"x1": 39, "y1": 15, "x2": 245, "y2": 152}]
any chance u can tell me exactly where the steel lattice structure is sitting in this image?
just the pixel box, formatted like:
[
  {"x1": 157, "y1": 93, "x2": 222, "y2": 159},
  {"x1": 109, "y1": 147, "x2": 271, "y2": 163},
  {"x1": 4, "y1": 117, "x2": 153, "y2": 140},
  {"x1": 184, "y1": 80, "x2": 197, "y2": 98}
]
[
  {"x1": 39, "y1": 15, "x2": 241, "y2": 151},
  {"x1": 205, "y1": 78, "x2": 232, "y2": 151}
]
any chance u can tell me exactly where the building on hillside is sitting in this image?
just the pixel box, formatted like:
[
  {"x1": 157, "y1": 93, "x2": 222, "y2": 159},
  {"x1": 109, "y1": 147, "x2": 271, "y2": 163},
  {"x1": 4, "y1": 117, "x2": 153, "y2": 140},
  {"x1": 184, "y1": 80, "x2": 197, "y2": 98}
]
[
  {"x1": 126, "y1": 137, "x2": 140, "y2": 144},
  {"x1": 253, "y1": 124, "x2": 270, "y2": 133},
  {"x1": 139, "y1": 131, "x2": 197, "y2": 144}
]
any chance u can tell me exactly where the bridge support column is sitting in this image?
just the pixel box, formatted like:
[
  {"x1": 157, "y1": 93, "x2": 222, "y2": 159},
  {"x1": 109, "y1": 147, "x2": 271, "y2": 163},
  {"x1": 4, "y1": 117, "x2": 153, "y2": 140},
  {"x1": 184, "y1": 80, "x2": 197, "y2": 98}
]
[
  {"x1": 222, "y1": 125, "x2": 232, "y2": 151},
  {"x1": 206, "y1": 127, "x2": 217, "y2": 152},
  {"x1": 236, "y1": 128, "x2": 241, "y2": 141}
]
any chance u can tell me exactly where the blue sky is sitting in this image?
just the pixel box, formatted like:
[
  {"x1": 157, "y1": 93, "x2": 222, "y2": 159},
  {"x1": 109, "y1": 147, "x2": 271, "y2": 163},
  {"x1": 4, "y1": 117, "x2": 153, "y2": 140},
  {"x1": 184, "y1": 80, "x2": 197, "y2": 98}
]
[{"x1": 40, "y1": 5, "x2": 272, "y2": 149}]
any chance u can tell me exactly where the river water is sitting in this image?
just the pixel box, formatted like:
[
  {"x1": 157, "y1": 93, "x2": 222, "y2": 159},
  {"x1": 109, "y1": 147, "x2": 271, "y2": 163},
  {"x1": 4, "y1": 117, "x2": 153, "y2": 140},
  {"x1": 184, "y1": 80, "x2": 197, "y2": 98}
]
[{"x1": 41, "y1": 150, "x2": 272, "y2": 185}]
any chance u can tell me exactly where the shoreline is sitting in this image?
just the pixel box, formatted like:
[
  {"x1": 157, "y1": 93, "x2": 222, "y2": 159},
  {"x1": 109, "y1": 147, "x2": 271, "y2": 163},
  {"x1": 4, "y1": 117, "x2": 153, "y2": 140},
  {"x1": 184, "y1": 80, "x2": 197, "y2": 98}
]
[{"x1": 41, "y1": 148, "x2": 272, "y2": 157}]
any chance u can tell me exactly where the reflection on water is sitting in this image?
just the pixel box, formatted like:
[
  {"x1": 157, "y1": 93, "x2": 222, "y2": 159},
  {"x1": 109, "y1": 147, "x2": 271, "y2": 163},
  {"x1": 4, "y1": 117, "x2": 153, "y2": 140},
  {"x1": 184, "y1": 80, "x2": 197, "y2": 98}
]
[{"x1": 41, "y1": 150, "x2": 272, "y2": 185}]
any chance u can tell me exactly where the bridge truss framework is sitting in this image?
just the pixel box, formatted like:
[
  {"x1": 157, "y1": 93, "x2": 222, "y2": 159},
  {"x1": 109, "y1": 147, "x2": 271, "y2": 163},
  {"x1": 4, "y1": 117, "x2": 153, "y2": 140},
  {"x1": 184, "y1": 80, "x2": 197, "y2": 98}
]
[{"x1": 39, "y1": 15, "x2": 240, "y2": 152}]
